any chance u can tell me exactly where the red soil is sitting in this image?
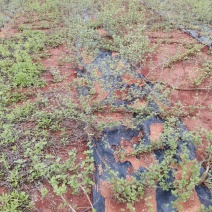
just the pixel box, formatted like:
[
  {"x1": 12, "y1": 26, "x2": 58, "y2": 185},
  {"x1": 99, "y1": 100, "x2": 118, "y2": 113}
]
[
  {"x1": 149, "y1": 123, "x2": 164, "y2": 142},
  {"x1": 31, "y1": 141, "x2": 92, "y2": 212},
  {"x1": 1, "y1": 10, "x2": 211, "y2": 212},
  {"x1": 142, "y1": 30, "x2": 212, "y2": 166},
  {"x1": 173, "y1": 162, "x2": 202, "y2": 211},
  {"x1": 0, "y1": 25, "x2": 20, "y2": 38},
  {"x1": 0, "y1": 18, "x2": 91, "y2": 212},
  {"x1": 100, "y1": 180, "x2": 157, "y2": 212}
]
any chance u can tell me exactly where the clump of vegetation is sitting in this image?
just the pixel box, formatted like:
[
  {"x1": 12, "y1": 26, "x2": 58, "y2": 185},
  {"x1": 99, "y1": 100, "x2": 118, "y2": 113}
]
[
  {"x1": 66, "y1": 0, "x2": 150, "y2": 64},
  {"x1": 0, "y1": 191, "x2": 33, "y2": 212},
  {"x1": 109, "y1": 171, "x2": 144, "y2": 203}
]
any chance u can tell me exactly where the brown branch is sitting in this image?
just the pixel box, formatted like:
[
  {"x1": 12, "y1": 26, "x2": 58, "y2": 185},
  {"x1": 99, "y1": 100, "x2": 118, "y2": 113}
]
[
  {"x1": 80, "y1": 185, "x2": 94, "y2": 210},
  {"x1": 198, "y1": 166, "x2": 210, "y2": 185},
  {"x1": 60, "y1": 195, "x2": 77, "y2": 212}
]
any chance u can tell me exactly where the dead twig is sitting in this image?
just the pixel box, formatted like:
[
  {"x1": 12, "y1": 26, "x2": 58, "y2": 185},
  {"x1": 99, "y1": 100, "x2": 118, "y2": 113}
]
[
  {"x1": 198, "y1": 166, "x2": 210, "y2": 185},
  {"x1": 80, "y1": 185, "x2": 94, "y2": 210},
  {"x1": 60, "y1": 195, "x2": 77, "y2": 212}
]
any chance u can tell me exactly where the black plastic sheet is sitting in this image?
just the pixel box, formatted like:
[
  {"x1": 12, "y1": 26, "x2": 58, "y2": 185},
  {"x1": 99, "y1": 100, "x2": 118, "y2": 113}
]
[
  {"x1": 76, "y1": 48, "x2": 212, "y2": 211},
  {"x1": 76, "y1": 9, "x2": 212, "y2": 212}
]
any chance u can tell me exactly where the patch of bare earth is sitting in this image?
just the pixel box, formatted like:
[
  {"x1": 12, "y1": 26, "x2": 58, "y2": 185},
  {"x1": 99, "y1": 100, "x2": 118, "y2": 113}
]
[{"x1": 149, "y1": 123, "x2": 164, "y2": 142}]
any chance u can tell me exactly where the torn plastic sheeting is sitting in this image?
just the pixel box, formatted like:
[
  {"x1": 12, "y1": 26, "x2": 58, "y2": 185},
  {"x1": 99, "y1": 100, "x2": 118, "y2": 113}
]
[
  {"x1": 77, "y1": 51, "x2": 122, "y2": 94},
  {"x1": 195, "y1": 185, "x2": 212, "y2": 207},
  {"x1": 139, "y1": 0, "x2": 212, "y2": 48},
  {"x1": 156, "y1": 186, "x2": 177, "y2": 212},
  {"x1": 92, "y1": 119, "x2": 177, "y2": 211},
  {"x1": 182, "y1": 28, "x2": 212, "y2": 48},
  {"x1": 75, "y1": 11, "x2": 212, "y2": 212},
  {"x1": 92, "y1": 125, "x2": 148, "y2": 211},
  {"x1": 155, "y1": 167, "x2": 177, "y2": 212},
  {"x1": 77, "y1": 50, "x2": 146, "y2": 106},
  {"x1": 76, "y1": 51, "x2": 212, "y2": 210},
  {"x1": 92, "y1": 188, "x2": 105, "y2": 212},
  {"x1": 175, "y1": 119, "x2": 197, "y2": 160},
  {"x1": 154, "y1": 136, "x2": 212, "y2": 208}
]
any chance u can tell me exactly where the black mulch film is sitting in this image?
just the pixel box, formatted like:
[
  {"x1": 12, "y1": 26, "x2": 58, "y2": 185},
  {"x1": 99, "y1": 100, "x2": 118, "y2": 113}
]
[
  {"x1": 76, "y1": 8, "x2": 212, "y2": 212},
  {"x1": 77, "y1": 50, "x2": 211, "y2": 211},
  {"x1": 182, "y1": 27, "x2": 212, "y2": 48},
  {"x1": 0, "y1": 1, "x2": 211, "y2": 212}
]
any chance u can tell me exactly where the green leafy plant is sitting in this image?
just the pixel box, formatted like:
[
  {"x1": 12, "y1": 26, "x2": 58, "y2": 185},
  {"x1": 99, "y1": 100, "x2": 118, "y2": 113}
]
[
  {"x1": 108, "y1": 170, "x2": 144, "y2": 211},
  {"x1": 0, "y1": 191, "x2": 33, "y2": 212}
]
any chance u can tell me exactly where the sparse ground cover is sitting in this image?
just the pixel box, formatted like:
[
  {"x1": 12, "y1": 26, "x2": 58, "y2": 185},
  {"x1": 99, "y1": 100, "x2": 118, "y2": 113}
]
[{"x1": 0, "y1": 0, "x2": 211, "y2": 211}]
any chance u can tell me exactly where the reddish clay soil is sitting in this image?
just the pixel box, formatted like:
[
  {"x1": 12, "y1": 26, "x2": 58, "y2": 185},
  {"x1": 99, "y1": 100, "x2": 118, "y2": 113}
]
[
  {"x1": 0, "y1": 18, "x2": 92, "y2": 212},
  {"x1": 149, "y1": 123, "x2": 164, "y2": 142},
  {"x1": 11, "y1": 42, "x2": 79, "y2": 109},
  {"x1": 0, "y1": 25, "x2": 20, "y2": 38},
  {"x1": 119, "y1": 133, "x2": 156, "y2": 170},
  {"x1": 100, "y1": 180, "x2": 157, "y2": 212},
  {"x1": 31, "y1": 141, "x2": 92, "y2": 212},
  {"x1": 173, "y1": 161, "x2": 202, "y2": 211},
  {"x1": 30, "y1": 45, "x2": 91, "y2": 211},
  {"x1": 141, "y1": 29, "x2": 212, "y2": 211},
  {"x1": 142, "y1": 31, "x2": 209, "y2": 85},
  {"x1": 122, "y1": 73, "x2": 144, "y2": 86},
  {"x1": 142, "y1": 29, "x2": 212, "y2": 153},
  {"x1": 1, "y1": 12, "x2": 211, "y2": 212},
  {"x1": 32, "y1": 181, "x2": 92, "y2": 212},
  {"x1": 121, "y1": 150, "x2": 156, "y2": 171},
  {"x1": 178, "y1": 190, "x2": 201, "y2": 212},
  {"x1": 0, "y1": 187, "x2": 8, "y2": 195}
]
